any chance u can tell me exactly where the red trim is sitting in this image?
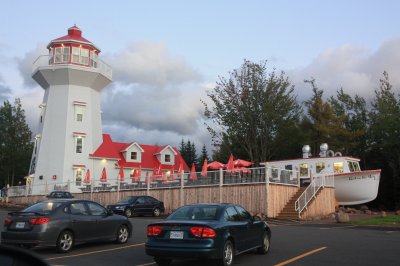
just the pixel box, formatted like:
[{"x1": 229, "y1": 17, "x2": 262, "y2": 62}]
[
  {"x1": 72, "y1": 164, "x2": 86, "y2": 168},
  {"x1": 73, "y1": 132, "x2": 86, "y2": 136},
  {"x1": 265, "y1": 156, "x2": 360, "y2": 164},
  {"x1": 335, "y1": 169, "x2": 381, "y2": 177},
  {"x1": 73, "y1": 101, "x2": 87, "y2": 106}
]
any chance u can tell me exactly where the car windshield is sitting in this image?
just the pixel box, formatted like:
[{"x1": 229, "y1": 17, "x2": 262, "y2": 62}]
[
  {"x1": 118, "y1": 197, "x2": 137, "y2": 204},
  {"x1": 24, "y1": 201, "x2": 63, "y2": 214},
  {"x1": 167, "y1": 205, "x2": 220, "y2": 220}
]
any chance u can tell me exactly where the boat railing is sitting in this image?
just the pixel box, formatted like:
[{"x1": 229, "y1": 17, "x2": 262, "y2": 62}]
[{"x1": 295, "y1": 173, "x2": 335, "y2": 215}]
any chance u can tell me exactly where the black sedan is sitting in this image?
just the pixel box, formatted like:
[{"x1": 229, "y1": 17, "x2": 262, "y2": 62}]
[
  {"x1": 107, "y1": 195, "x2": 165, "y2": 217},
  {"x1": 145, "y1": 203, "x2": 271, "y2": 266},
  {"x1": 1, "y1": 199, "x2": 132, "y2": 253}
]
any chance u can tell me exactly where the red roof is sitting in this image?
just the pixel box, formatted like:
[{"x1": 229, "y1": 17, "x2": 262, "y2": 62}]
[
  {"x1": 47, "y1": 25, "x2": 100, "y2": 51},
  {"x1": 90, "y1": 134, "x2": 189, "y2": 171}
]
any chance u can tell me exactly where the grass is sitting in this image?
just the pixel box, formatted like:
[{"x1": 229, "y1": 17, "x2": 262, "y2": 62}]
[{"x1": 351, "y1": 215, "x2": 400, "y2": 226}]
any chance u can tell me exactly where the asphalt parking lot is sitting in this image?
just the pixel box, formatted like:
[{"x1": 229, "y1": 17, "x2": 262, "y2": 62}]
[{"x1": 1, "y1": 209, "x2": 399, "y2": 266}]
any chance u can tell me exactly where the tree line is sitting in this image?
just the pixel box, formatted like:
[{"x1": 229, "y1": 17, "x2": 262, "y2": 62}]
[{"x1": 203, "y1": 60, "x2": 400, "y2": 210}]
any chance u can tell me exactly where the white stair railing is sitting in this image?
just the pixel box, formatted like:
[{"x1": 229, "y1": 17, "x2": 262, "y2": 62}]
[{"x1": 295, "y1": 173, "x2": 334, "y2": 215}]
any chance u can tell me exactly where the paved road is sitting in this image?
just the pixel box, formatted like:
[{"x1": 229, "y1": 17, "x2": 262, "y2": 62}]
[{"x1": 1, "y1": 209, "x2": 400, "y2": 266}]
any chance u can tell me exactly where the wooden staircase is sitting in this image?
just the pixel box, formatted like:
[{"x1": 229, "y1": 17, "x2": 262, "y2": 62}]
[{"x1": 275, "y1": 187, "x2": 306, "y2": 220}]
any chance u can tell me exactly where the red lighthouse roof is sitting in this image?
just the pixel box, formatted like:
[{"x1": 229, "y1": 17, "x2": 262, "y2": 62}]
[{"x1": 47, "y1": 25, "x2": 100, "y2": 52}]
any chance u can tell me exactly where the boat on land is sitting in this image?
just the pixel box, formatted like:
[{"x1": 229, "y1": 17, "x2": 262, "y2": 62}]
[{"x1": 264, "y1": 143, "x2": 381, "y2": 205}]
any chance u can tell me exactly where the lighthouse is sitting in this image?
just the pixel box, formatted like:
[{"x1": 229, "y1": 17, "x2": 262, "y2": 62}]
[{"x1": 29, "y1": 26, "x2": 112, "y2": 194}]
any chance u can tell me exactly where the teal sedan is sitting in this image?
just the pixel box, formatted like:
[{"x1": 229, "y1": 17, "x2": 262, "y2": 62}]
[{"x1": 145, "y1": 203, "x2": 271, "y2": 266}]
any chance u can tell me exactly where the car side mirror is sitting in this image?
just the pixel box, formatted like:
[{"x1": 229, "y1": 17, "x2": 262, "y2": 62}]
[
  {"x1": 107, "y1": 209, "x2": 114, "y2": 216},
  {"x1": 253, "y1": 215, "x2": 261, "y2": 221}
]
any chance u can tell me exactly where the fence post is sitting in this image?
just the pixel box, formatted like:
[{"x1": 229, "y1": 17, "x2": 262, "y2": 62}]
[
  {"x1": 219, "y1": 168, "x2": 223, "y2": 203},
  {"x1": 180, "y1": 170, "x2": 184, "y2": 207},
  {"x1": 117, "y1": 175, "x2": 120, "y2": 202},
  {"x1": 147, "y1": 173, "x2": 150, "y2": 196},
  {"x1": 265, "y1": 166, "x2": 269, "y2": 217},
  {"x1": 90, "y1": 177, "x2": 93, "y2": 201}
]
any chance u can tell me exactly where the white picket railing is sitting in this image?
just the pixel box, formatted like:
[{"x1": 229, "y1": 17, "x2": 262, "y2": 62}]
[{"x1": 295, "y1": 173, "x2": 335, "y2": 214}]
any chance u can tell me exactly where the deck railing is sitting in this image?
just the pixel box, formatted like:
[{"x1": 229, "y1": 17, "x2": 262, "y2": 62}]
[
  {"x1": 295, "y1": 173, "x2": 335, "y2": 215},
  {"x1": 5, "y1": 166, "x2": 301, "y2": 198}
]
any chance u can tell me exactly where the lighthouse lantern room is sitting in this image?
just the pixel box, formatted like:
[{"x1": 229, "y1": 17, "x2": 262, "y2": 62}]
[{"x1": 29, "y1": 26, "x2": 112, "y2": 194}]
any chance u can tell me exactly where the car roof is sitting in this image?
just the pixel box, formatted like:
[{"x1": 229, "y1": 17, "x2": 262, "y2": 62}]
[{"x1": 182, "y1": 203, "x2": 234, "y2": 207}]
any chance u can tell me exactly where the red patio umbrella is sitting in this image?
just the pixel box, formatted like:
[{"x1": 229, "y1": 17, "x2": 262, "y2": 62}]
[
  {"x1": 169, "y1": 164, "x2": 175, "y2": 181},
  {"x1": 100, "y1": 167, "x2": 107, "y2": 182},
  {"x1": 132, "y1": 169, "x2": 140, "y2": 183},
  {"x1": 84, "y1": 169, "x2": 90, "y2": 184},
  {"x1": 226, "y1": 154, "x2": 235, "y2": 173},
  {"x1": 119, "y1": 164, "x2": 125, "y2": 182},
  {"x1": 207, "y1": 161, "x2": 225, "y2": 170},
  {"x1": 178, "y1": 159, "x2": 184, "y2": 176},
  {"x1": 201, "y1": 159, "x2": 208, "y2": 177},
  {"x1": 234, "y1": 159, "x2": 253, "y2": 167},
  {"x1": 190, "y1": 163, "x2": 198, "y2": 181}
]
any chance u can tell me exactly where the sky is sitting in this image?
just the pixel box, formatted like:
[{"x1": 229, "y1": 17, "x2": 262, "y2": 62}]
[{"x1": 1, "y1": 0, "x2": 400, "y2": 154}]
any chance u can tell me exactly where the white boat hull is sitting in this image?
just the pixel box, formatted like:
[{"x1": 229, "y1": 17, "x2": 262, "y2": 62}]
[{"x1": 334, "y1": 170, "x2": 381, "y2": 205}]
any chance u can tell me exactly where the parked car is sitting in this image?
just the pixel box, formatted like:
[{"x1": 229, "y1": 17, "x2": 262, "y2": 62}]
[
  {"x1": 1, "y1": 199, "x2": 132, "y2": 253},
  {"x1": 145, "y1": 203, "x2": 271, "y2": 266},
  {"x1": 107, "y1": 195, "x2": 165, "y2": 218},
  {"x1": 46, "y1": 191, "x2": 73, "y2": 199}
]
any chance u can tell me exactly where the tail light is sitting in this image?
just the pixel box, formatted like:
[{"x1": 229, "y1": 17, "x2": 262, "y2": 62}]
[
  {"x1": 29, "y1": 217, "x2": 50, "y2": 225},
  {"x1": 190, "y1": 226, "x2": 217, "y2": 238},
  {"x1": 147, "y1": 225, "x2": 163, "y2": 237},
  {"x1": 4, "y1": 217, "x2": 12, "y2": 226}
]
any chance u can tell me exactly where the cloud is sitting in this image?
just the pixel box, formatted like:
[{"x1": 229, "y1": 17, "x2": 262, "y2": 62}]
[
  {"x1": 104, "y1": 41, "x2": 202, "y2": 88},
  {"x1": 17, "y1": 43, "x2": 48, "y2": 88},
  {"x1": 288, "y1": 38, "x2": 400, "y2": 102},
  {"x1": 0, "y1": 76, "x2": 11, "y2": 103}
]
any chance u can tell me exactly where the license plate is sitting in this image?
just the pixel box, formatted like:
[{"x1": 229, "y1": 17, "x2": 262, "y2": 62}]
[
  {"x1": 15, "y1": 222, "x2": 25, "y2": 229},
  {"x1": 170, "y1": 231, "x2": 184, "y2": 239}
]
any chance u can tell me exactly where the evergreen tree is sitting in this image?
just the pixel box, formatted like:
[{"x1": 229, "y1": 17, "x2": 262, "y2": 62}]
[{"x1": 0, "y1": 99, "x2": 33, "y2": 187}]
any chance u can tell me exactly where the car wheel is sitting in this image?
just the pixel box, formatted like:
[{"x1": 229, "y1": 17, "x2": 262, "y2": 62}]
[
  {"x1": 56, "y1": 230, "x2": 74, "y2": 253},
  {"x1": 217, "y1": 240, "x2": 234, "y2": 266},
  {"x1": 115, "y1": 224, "x2": 129, "y2": 244},
  {"x1": 154, "y1": 257, "x2": 172, "y2": 266},
  {"x1": 257, "y1": 233, "x2": 270, "y2": 254},
  {"x1": 124, "y1": 208, "x2": 133, "y2": 218},
  {"x1": 153, "y1": 207, "x2": 161, "y2": 217}
]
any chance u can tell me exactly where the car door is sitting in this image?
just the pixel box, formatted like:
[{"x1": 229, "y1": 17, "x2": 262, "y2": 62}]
[
  {"x1": 134, "y1": 196, "x2": 147, "y2": 215},
  {"x1": 86, "y1": 201, "x2": 115, "y2": 240},
  {"x1": 224, "y1": 206, "x2": 248, "y2": 252},
  {"x1": 235, "y1": 205, "x2": 261, "y2": 250},
  {"x1": 68, "y1": 202, "x2": 96, "y2": 241}
]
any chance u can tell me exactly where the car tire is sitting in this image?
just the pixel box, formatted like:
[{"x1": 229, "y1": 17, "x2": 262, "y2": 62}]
[
  {"x1": 217, "y1": 240, "x2": 234, "y2": 266},
  {"x1": 124, "y1": 208, "x2": 133, "y2": 218},
  {"x1": 257, "y1": 233, "x2": 270, "y2": 254},
  {"x1": 56, "y1": 230, "x2": 74, "y2": 253},
  {"x1": 154, "y1": 257, "x2": 172, "y2": 266},
  {"x1": 115, "y1": 224, "x2": 129, "y2": 244},
  {"x1": 153, "y1": 207, "x2": 161, "y2": 217}
]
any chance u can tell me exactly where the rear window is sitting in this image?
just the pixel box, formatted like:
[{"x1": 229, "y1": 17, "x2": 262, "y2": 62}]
[
  {"x1": 24, "y1": 202, "x2": 63, "y2": 214},
  {"x1": 167, "y1": 205, "x2": 220, "y2": 220}
]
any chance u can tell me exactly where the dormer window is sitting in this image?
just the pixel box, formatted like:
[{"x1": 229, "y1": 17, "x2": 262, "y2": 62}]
[
  {"x1": 131, "y1": 152, "x2": 137, "y2": 160},
  {"x1": 165, "y1": 154, "x2": 171, "y2": 163}
]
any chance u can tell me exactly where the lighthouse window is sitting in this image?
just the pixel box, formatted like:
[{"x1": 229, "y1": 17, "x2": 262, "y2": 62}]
[
  {"x1": 74, "y1": 105, "x2": 84, "y2": 122},
  {"x1": 75, "y1": 168, "x2": 83, "y2": 186},
  {"x1": 72, "y1": 47, "x2": 80, "y2": 63},
  {"x1": 80, "y1": 48, "x2": 89, "y2": 65},
  {"x1": 54, "y1": 47, "x2": 70, "y2": 63},
  {"x1": 316, "y1": 162, "x2": 325, "y2": 173},
  {"x1": 90, "y1": 51, "x2": 98, "y2": 67},
  {"x1": 76, "y1": 137, "x2": 83, "y2": 153}
]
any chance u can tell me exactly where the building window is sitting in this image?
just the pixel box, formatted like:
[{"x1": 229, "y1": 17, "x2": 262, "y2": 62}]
[
  {"x1": 72, "y1": 47, "x2": 80, "y2": 63},
  {"x1": 165, "y1": 154, "x2": 171, "y2": 163},
  {"x1": 299, "y1": 163, "x2": 308, "y2": 177},
  {"x1": 90, "y1": 51, "x2": 98, "y2": 67},
  {"x1": 316, "y1": 162, "x2": 325, "y2": 173},
  {"x1": 76, "y1": 137, "x2": 83, "y2": 153},
  {"x1": 75, "y1": 168, "x2": 83, "y2": 186},
  {"x1": 74, "y1": 104, "x2": 84, "y2": 122},
  {"x1": 131, "y1": 152, "x2": 137, "y2": 160},
  {"x1": 80, "y1": 48, "x2": 89, "y2": 65},
  {"x1": 54, "y1": 47, "x2": 70, "y2": 63},
  {"x1": 334, "y1": 162, "x2": 343, "y2": 174}
]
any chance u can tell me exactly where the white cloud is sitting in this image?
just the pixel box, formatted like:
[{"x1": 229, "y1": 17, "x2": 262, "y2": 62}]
[
  {"x1": 17, "y1": 43, "x2": 47, "y2": 88},
  {"x1": 289, "y1": 38, "x2": 400, "y2": 102}
]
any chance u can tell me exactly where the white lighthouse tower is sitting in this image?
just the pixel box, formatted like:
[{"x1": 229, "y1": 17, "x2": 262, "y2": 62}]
[{"x1": 29, "y1": 26, "x2": 112, "y2": 194}]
